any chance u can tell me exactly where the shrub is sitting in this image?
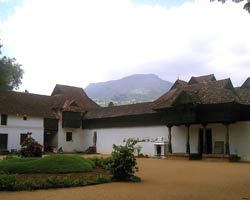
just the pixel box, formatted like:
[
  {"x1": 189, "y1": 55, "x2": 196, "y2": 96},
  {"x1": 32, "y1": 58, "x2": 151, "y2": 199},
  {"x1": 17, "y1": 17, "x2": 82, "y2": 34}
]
[
  {"x1": 107, "y1": 138, "x2": 141, "y2": 181},
  {"x1": 3, "y1": 155, "x2": 16, "y2": 160},
  {"x1": 89, "y1": 157, "x2": 111, "y2": 169},
  {"x1": 20, "y1": 137, "x2": 43, "y2": 157},
  {"x1": 0, "y1": 173, "x2": 111, "y2": 191},
  {"x1": 0, "y1": 174, "x2": 17, "y2": 191}
]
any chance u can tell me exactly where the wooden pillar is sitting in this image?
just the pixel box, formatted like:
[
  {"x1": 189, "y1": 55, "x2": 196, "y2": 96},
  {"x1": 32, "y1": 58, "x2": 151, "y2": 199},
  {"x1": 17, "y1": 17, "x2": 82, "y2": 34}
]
[
  {"x1": 202, "y1": 124, "x2": 207, "y2": 154},
  {"x1": 186, "y1": 124, "x2": 190, "y2": 154},
  {"x1": 224, "y1": 123, "x2": 230, "y2": 155},
  {"x1": 167, "y1": 125, "x2": 172, "y2": 154}
]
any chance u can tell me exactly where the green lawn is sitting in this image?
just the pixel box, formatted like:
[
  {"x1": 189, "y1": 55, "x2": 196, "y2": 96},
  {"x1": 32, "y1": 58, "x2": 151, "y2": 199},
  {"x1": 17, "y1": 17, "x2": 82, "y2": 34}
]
[{"x1": 0, "y1": 154, "x2": 95, "y2": 174}]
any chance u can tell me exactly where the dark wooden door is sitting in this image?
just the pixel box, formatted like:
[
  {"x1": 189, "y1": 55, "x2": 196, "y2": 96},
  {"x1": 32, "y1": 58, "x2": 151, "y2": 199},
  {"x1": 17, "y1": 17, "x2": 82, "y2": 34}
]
[
  {"x1": 0, "y1": 134, "x2": 8, "y2": 150},
  {"x1": 156, "y1": 145, "x2": 161, "y2": 156}
]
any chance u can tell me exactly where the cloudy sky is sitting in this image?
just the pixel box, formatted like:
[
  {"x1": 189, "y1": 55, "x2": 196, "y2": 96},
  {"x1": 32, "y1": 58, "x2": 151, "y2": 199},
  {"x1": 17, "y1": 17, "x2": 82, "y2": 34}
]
[{"x1": 0, "y1": 0, "x2": 250, "y2": 95}]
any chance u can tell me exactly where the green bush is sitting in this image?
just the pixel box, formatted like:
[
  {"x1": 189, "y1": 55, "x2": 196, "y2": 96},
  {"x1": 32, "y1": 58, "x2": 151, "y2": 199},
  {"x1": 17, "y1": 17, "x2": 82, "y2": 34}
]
[
  {"x1": 0, "y1": 173, "x2": 111, "y2": 191},
  {"x1": 0, "y1": 155, "x2": 94, "y2": 174},
  {"x1": 3, "y1": 155, "x2": 16, "y2": 160},
  {"x1": 95, "y1": 174, "x2": 111, "y2": 183},
  {"x1": 107, "y1": 138, "x2": 141, "y2": 181},
  {"x1": 0, "y1": 174, "x2": 17, "y2": 191},
  {"x1": 20, "y1": 137, "x2": 43, "y2": 157},
  {"x1": 0, "y1": 154, "x2": 112, "y2": 191},
  {"x1": 89, "y1": 157, "x2": 111, "y2": 169}
]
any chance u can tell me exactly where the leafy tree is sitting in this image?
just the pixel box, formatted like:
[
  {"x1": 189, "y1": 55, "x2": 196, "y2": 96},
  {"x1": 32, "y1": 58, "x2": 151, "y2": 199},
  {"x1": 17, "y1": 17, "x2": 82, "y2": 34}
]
[
  {"x1": 0, "y1": 44, "x2": 23, "y2": 91},
  {"x1": 108, "y1": 101, "x2": 114, "y2": 107},
  {"x1": 210, "y1": 0, "x2": 250, "y2": 13}
]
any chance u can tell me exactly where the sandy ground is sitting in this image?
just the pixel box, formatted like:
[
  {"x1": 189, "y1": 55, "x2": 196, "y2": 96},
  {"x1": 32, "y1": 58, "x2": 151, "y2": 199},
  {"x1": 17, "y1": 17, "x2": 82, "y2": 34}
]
[{"x1": 1, "y1": 158, "x2": 250, "y2": 200}]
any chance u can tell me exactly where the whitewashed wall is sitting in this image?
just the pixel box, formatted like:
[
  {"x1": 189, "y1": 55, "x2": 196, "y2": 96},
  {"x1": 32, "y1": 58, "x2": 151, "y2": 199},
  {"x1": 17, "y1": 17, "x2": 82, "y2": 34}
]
[
  {"x1": 1, "y1": 113, "x2": 249, "y2": 161},
  {"x1": 171, "y1": 125, "x2": 187, "y2": 153},
  {"x1": 57, "y1": 128, "x2": 85, "y2": 152},
  {"x1": 57, "y1": 117, "x2": 85, "y2": 152},
  {"x1": 83, "y1": 126, "x2": 168, "y2": 156},
  {"x1": 230, "y1": 121, "x2": 250, "y2": 161},
  {"x1": 170, "y1": 123, "x2": 250, "y2": 161},
  {"x1": 0, "y1": 115, "x2": 44, "y2": 150}
]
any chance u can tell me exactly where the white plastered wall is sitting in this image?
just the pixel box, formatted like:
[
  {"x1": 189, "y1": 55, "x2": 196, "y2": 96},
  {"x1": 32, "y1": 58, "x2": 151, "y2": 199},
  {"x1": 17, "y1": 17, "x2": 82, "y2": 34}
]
[
  {"x1": 57, "y1": 117, "x2": 85, "y2": 152},
  {"x1": 168, "y1": 125, "x2": 200, "y2": 153},
  {"x1": 83, "y1": 126, "x2": 168, "y2": 156},
  {"x1": 58, "y1": 128, "x2": 85, "y2": 152},
  {"x1": 230, "y1": 121, "x2": 250, "y2": 161},
  {"x1": 171, "y1": 122, "x2": 250, "y2": 161},
  {"x1": 0, "y1": 115, "x2": 44, "y2": 150}
]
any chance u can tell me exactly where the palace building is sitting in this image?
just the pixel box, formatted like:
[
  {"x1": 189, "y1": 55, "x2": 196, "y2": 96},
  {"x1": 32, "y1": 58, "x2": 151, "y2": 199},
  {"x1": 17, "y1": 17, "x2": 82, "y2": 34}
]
[{"x1": 1, "y1": 74, "x2": 250, "y2": 161}]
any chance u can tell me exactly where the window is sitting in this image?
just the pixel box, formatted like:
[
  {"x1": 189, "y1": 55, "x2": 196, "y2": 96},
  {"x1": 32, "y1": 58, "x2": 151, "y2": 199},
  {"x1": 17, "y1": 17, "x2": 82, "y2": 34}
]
[
  {"x1": 1, "y1": 114, "x2": 7, "y2": 125},
  {"x1": 0, "y1": 134, "x2": 8, "y2": 150},
  {"x1": 20, "y1": 133, "x2": 28, "y2": 145},
  {"x1": 66, "y1": 132, "x2": 72, "y2": 142}
]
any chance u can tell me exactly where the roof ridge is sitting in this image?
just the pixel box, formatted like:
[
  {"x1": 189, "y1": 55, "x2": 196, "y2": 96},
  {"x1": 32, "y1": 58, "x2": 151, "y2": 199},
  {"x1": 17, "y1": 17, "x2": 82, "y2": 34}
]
[
  {"x1": 54, "y1": 84, "x2": 83, "y2": 89},
  {"x1": 0, "y1": 90, "x2": 51, "y2": 98}
]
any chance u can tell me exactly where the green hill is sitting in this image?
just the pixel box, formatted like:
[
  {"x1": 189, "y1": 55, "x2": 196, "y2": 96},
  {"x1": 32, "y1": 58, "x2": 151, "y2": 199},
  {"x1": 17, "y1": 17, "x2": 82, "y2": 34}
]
[{"x1": 85, "y1": 74, "x2": 172, "y2": 106}]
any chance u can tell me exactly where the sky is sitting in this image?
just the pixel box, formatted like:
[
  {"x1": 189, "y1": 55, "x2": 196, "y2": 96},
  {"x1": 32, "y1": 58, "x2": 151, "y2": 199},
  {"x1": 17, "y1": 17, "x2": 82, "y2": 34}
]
[{"x1": 0, "y1": 0, "x2": 250, "y2": 95}]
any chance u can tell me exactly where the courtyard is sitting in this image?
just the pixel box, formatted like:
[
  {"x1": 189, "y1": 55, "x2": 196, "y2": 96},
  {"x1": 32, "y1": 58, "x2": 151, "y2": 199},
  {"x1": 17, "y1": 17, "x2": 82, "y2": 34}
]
[{"x1": 1, "y1": 157, "x2": 250, "y2": 200}]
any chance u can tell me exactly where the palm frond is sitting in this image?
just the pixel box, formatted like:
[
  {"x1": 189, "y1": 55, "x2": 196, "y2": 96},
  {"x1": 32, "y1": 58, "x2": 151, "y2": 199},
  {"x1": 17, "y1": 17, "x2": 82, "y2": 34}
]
[
  {"x1": 211, "y1": 0, "x2": 250, "y2": 14},
  {"x1": 244, "y1": 1, "x2": 250, "y2": 13}
]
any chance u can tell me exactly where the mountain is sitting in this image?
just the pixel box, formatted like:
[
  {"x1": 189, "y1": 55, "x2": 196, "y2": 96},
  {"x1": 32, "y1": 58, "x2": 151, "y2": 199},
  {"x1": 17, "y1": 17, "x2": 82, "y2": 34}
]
[{"x1": 85, "y1": 74, "x2": 173, "y2": 106}]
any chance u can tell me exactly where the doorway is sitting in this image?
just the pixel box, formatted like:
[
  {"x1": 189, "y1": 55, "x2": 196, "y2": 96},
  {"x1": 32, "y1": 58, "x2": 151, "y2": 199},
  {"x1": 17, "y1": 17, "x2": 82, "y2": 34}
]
[
  {"x1": 44, "y1": 131, "x2": 58, "y2": 152},
  {"x1": 156, "y1": 145, "x2": 161, "y2": 156},
  {"x1": 198, "y1": 128, "x2": 212, "y2": 154},
  {"x1": 0, "y1": 134, "x2": 8, "y2": 150}
]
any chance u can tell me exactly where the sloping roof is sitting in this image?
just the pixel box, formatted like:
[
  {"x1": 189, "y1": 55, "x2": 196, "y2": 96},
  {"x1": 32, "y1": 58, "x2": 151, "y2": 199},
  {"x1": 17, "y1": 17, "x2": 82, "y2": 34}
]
[
  {"x1": 188, "y1": 74, "x2": 216, "y2": 85},
  {"x1": 85, "y1": 102, "x2": 156, "y2": 119},
  {"x1": 51, "y1": 84, "x2": 99, "y2": 111},
  {"x1": 235, "y1": 87, "x2": 250, "y2": 105},
  {"x1": 0, "y1": 91, "x2": 55, "y2": 118},
  {"x1": 170, "y1": 79, "x2": 187, "y2": 90},
  {"x1": 241, "y1": 78, "x2": 250, "y2": 88},
  {"x1": 0, "y1": 84, "x2": 99, "y2": 118},
  {"x1": 154, "y1": 78, "x2": 241, "y2": 110}
]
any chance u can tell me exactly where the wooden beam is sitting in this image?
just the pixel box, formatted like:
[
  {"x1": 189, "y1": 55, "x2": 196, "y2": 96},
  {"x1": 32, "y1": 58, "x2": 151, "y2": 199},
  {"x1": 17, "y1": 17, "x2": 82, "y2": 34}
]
[
  {"x1": 167, "y1": 125, "x2": 173, "y2": 153},
  {"x1": 202, "y1": 124, "x2": 207, "y2": 154},
  {"x1": 186, "y1": 124, "x2": 190, "y2": 154},
  {"x1": 224, "y1": 123, "x2": 230, "y2": 155}
]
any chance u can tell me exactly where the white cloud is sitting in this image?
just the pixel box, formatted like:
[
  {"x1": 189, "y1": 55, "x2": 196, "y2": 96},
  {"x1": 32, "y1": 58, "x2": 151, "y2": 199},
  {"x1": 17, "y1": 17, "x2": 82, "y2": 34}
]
[{"x1": 1, "y1": 0, "x2": 250, "y2": 94}]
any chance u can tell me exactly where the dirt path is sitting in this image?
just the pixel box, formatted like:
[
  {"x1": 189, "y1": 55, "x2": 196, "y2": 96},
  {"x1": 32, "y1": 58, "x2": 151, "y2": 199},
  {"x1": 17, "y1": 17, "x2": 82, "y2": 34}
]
[{"x1": 1, "y1": 158, "x2": 250, "y2": 200}]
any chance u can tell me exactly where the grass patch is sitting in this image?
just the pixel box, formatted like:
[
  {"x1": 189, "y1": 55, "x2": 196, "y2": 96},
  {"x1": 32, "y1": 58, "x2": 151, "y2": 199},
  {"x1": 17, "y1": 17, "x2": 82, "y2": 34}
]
[
  {"x1": 0, "y1": 155, "x2": 112, "y2": 191},
  {"x1": 0, "y1": 154, "x2": 95, "y2": 174}
]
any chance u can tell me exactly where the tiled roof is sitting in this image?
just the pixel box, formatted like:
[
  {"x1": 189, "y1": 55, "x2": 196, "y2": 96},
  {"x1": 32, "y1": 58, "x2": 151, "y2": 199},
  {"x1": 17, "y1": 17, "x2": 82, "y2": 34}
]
[
  {"x1": 154, "y1": 78, "x2": 241, "y2": 110},
  {"x1": 235, "y1": 87, "x2": 250, "y2": 105},
  {"x1": 0, "y1": 84, "x2": 99, "y2": 118},
  {"x1": 0, "y1": 91, "x2": 55, "y2": 118},
  {"x1": 170, "y1": 79, "x2": 187, "y2": 90},
  {"x1": 84, "y1": 102, "x2": 156, "y2": 119},
  {"x1": 188, "y1": 74, "x2": 216, "y2": 85},
  {"x1": 241, "y1": 78, "x2": 250, "y2": 88},
  {"x1": 51, "y1": 84, "x2": 99, "y2": 112}
]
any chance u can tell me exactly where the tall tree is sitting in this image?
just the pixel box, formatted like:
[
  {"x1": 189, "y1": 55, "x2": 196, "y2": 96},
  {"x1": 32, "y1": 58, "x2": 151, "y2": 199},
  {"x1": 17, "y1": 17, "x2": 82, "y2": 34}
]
[
  {"x1": 0, "y1": 44, "x2": 24, "y2": 91},
  {"x1": 108, "y1": 101, "x2": 115, "y2": 107},
  {"x1": 210, "y1": 0, "x2": 250, "y2": 13}
]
